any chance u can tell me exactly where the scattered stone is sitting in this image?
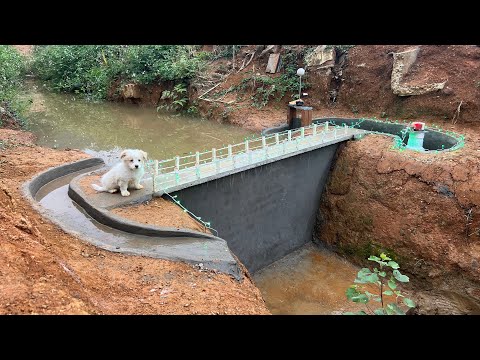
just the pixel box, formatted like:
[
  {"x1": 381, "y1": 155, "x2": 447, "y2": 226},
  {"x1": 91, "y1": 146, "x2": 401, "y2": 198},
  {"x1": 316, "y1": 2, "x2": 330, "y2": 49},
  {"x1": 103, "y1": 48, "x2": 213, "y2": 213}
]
[
  {"x1": 122, "y1": 84, "x2": 141, "y2": 99},
  {"x1": 442, "y1": 86, "x2": 454, "y2": 95},
  {"x1": 305, "y1": 45, "x2": 336, "y2": 68},
  {"x1": 391, "y1": 47, "x2": 446, "y2": 96}
]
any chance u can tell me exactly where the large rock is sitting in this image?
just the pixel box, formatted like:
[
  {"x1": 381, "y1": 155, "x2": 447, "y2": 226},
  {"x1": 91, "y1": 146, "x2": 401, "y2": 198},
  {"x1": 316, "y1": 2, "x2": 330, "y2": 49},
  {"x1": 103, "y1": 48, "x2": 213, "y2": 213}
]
[
  {"x1": 122, "y1": 83, "x2": 142, "y2": 99},
  {"x1": 391, "y1": 47, "x2": 446, "y2": 96},
  {"x1": 305, "y1": 45, "x2": 336, "y2": 68}
]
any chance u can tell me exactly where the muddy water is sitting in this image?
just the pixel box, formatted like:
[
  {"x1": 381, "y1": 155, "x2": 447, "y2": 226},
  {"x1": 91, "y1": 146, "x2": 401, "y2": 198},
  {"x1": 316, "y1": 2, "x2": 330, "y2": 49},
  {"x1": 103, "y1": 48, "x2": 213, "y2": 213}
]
[
  {"x1": 253, "y1": 243, "x2": 369, "y2": 315},
  {"x1": 26, "y1": 83, "x2": 256, "y2": 162}
]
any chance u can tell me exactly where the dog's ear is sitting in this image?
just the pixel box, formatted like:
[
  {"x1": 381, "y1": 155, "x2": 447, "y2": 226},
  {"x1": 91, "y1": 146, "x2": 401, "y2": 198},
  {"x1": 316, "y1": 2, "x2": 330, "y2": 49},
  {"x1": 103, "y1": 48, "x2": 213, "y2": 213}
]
[
  {"x1": 120, "y1": 150, "x2": 128, "y2": 159},
  {"x1": 141, "y1": 151, "x2": 148, "y2": 161}
]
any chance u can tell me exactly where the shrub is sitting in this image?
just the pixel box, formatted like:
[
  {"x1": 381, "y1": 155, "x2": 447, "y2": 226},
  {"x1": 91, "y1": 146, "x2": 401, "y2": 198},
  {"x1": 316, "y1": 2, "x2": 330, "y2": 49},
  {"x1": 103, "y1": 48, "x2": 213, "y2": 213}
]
[
  {"x1": 344, "y1": 253, "x2": 416, "y2": 315},
  {"x1": 31, "y1": 45, "x2": 207, "y2": 101},
  {"x1": 0, "y1": 45, "x2": 27, "y2": 120}
]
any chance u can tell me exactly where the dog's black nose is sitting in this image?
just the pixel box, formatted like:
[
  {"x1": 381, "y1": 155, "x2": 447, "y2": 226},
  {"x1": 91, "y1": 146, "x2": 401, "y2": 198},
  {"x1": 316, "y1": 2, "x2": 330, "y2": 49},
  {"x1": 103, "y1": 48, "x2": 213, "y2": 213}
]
[{"x1": 135, "y1": 165, "x2": 139, "y2": 168}]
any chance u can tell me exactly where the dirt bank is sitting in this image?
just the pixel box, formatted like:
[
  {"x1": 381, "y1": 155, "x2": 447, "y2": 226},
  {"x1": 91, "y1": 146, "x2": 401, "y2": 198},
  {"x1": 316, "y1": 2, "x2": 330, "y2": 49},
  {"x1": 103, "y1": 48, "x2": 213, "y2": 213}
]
[
  {"x1": 0, "y1": 129, "x2": 268, "y2": 314},
  {"x1": 108, "y1": 45, "x2": 480, "y2": 134},
  {"x1": 314, "y1": 130, "x2": 480, "y2": 314}
]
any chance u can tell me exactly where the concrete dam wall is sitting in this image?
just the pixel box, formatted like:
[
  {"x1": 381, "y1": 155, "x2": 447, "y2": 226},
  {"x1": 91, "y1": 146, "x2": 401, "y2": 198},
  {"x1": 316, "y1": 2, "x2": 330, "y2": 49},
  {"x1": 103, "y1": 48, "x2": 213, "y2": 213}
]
[{"x1": 171, "y1": 142, "x2": 340, "y2": 273}]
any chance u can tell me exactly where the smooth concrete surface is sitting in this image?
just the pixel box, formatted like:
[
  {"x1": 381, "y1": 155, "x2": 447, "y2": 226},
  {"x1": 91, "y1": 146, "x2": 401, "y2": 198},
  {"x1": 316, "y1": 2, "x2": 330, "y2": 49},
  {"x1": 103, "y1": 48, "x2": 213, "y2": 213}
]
[
  {"x1": 154, "y1": 127, "x2": 366, "y2": 196},
  {"x1": 171, "y1": 142, "x2": 341, "y2": 273},
  {"x1": 68, "y1": 170, "x2": 216, "y2": 239},
  {"x1": 22, "y1": 159, "x2": 242, "y2": 279},
  {"x1": 313, "y1": 117, "x2": 459, "y2": 151}
]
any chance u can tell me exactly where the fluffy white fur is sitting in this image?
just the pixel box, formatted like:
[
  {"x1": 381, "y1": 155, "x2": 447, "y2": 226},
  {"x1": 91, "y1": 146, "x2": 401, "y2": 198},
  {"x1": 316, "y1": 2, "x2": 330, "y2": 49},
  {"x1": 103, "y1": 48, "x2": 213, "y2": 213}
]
[{"x1": 91, "y1": 149, "x2": 148, "y2": 197}]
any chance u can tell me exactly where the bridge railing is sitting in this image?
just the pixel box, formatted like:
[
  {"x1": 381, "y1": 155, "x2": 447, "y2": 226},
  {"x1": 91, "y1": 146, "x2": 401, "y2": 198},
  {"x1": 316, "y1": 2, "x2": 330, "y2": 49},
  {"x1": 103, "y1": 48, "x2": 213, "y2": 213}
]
[{"x1": 150, "y1": 121, "x2": 351, "y2": 194}]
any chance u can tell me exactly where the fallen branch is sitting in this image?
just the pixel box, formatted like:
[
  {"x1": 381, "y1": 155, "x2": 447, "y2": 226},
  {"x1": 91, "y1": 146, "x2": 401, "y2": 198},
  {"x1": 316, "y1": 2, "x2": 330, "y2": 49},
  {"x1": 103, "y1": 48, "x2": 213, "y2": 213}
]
[
  {"x1": 237, "y1": 52, "x2": 255, "y2": 73},
  {"x1": 198, "y1": 98, "x2": 235, "y2": 105},
  {"x1": 452, "y1": 100, "x2": 463, "y2": 124},
  {"x1": 198, "y1": 82, "x2": 222, "y2": 99}
]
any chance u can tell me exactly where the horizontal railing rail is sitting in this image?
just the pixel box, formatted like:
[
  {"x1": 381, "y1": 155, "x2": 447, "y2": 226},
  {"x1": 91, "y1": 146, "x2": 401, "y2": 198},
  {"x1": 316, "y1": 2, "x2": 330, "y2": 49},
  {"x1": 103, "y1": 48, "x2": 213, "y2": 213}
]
[{"x1": 147, "y1": 122, "x2": 362, "y2": 194}]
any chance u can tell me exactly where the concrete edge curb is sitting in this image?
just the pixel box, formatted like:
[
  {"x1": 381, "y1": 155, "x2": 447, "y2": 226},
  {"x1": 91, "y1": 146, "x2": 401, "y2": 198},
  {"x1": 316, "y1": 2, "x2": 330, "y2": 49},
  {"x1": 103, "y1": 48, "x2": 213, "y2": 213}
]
[
  {"x1": 68, "y1": 171, "x2": 221, "y2": 240},
  {"x1": 21, "y1": 157, "x2": 243, "y2": 280}
]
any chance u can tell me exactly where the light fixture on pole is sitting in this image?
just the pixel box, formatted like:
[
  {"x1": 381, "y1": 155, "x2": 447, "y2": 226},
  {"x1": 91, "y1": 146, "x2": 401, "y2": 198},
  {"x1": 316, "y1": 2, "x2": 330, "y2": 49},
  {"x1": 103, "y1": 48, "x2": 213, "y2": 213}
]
[{"x1": 296, "y1": 67, "x2": 305, "y2": 100}]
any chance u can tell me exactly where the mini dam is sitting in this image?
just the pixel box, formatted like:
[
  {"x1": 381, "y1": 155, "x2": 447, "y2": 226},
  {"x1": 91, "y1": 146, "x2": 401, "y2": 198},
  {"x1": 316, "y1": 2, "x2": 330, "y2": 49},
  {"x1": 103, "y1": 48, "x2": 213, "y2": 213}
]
[{"x1": 23, "y1": 118, "x2": 463, "y2": 278}]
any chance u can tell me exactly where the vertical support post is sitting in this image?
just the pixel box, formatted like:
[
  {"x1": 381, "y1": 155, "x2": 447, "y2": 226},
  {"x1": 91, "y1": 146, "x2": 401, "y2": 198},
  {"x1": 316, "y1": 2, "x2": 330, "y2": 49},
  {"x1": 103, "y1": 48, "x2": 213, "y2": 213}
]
[
  {"x1": 324, "y1": 122, "x2": 328, "y2": 131},
  {"x1": 344, "y1": 123, "x2": 348, "y2": 134},
  {"x1": 288, "y1": 130, "x2": 292, "y2": 141},
  {"x1": 262, "y1": 136, "x2": 267, "y2": 159},
  {"x1": 300, "y1": 127, "x2": 305, "y2": 138},
  {"x1": 154, "y1": 160, "x2": 159, "y2": 193},
  {"x1": 275, "y1": 133, "x2": 279, "y2": 145},
  {"x1": 174, "y1": 156, "x2": 180, "y2": 185},
  {"x1": 175, "y1": 156, "x2": 180, "y2": 171},
  {"x1": 228, "y1": 144, "x2": 232, "y2": 158},
  {"x1": 212, "y1": 148, "x2": 219, "y2": 173},
  {"x1": 313, "y1": 123, "x2": 317, "y2": 136},
  {"x1": 195, "y1": 152, "x2": 200, "y2": 179},
  {"x1": 245, "y1": 140, "x2": 249, "y2": 152}
]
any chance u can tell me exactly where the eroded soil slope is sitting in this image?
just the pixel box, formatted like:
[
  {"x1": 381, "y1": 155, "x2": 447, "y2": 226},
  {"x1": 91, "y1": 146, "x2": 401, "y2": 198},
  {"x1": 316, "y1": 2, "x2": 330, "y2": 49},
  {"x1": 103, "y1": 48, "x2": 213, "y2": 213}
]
[{"x1": 0, "y1": 129, "x2": 268, "y2": 314}]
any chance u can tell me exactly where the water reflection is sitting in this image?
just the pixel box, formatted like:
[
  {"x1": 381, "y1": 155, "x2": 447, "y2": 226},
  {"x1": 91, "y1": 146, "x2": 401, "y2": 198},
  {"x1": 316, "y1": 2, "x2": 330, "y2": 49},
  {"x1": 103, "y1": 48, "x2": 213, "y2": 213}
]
[{"x1": 26, "y1": 83, "x2": 257, "y2": 161}]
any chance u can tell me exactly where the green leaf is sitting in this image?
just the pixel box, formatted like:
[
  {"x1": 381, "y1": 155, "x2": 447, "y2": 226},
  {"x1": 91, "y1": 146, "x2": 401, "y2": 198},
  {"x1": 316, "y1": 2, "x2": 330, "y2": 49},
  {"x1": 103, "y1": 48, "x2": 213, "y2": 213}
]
[
  {"x1": 364, "y1": 291, "x2": 375, "y2": 298},
  {"x1": 355, "y1": 268, "x2": 379, "y2": 284},
  {"x1": 386, "y1": 303, "x2": 406, "y2": 315},
  {"x1": 388, "y1": 278, "x2": 397, "y2": 290},
  {"x1": 403, "y1": 298, "x2": 416, "y2": 308},
  {"x1": 374, "y1": 308, "x2": 386, "y2": 315},
  {"x1": 368, "y1": 256, "x2": 388, "y2": 267},
  {"x1": 387, "y1": 261, "x2": 400, "y2": 269},
  {"x1": 380, "y1": 253, "x2": 391, "y2": 261},
  {"x1": 394, "y1": 290, "x2": 404, "y2": 298},
  {"x1": 378, "y1": 271, "x2": 386, "y2": 277},
  {"x1": 385, "y1": 305, "x2": 395, "y2": 315},
  {"x1": 373, "y1": 296, "x2": 382, "y2": 302},
  {"x1": 393, "y1": 269, "x2": 410, "y2": 283},
  {"x1": 351, "y1": 294, "x2": 369, "y2": 303},
  {"x1": 383, "y1": 290, "x2": 393, "y2": 296},
  {"x1": 346, "y1": 286, "x2": 359, "y2": 300}
]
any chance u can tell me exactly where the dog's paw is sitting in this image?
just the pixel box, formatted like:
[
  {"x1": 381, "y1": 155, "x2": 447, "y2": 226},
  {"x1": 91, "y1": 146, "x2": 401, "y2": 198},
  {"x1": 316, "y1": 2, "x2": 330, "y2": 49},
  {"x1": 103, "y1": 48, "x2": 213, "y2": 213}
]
[
  {"x1": 135, "y1": 184, "x2": 144, "y2": 190},
  {"x1": 121, "y1": 190, "x2": 130, "y2": 197}
]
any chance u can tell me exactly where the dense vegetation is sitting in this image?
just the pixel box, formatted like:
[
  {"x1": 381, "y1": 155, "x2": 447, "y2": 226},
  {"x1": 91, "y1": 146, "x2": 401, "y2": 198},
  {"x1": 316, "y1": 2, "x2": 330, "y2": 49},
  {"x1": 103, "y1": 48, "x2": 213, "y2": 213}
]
[
  {"x1": 0, "y1": 45, "x2": 28, "y2": 126},
  {"x1": 31, "y1": 45, "x2": 208, "y2": 101}
]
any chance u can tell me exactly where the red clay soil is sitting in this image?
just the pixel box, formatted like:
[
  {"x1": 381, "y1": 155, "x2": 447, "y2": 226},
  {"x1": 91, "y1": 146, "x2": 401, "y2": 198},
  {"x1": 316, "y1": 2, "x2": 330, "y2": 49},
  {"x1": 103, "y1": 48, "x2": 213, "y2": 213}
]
[
  {"x1": 339, "y1": 45, "x2": 480, "y2": 124},
  {"x1": 0, "y1": 129, "x2": 269, "y2": 314},
  {"x1": 315, "y1": 130, "x2": 480, "y2": 314},
  {"x1": 196, "y1": 45, "x2": 480, "y2": 133},
  {"x1": 80, "y1": 173, "x2": 209, "y2": 233},
  {"x1": 111, "y1": 198, "x2": 210, "y2": 234}
]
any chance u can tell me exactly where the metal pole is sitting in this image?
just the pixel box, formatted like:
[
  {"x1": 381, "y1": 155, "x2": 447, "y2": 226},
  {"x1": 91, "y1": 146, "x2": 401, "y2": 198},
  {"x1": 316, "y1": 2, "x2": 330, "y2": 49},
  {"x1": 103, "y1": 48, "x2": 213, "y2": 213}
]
[{"x1": 299, "y1": 76, "x2": 302, "y2": 100}]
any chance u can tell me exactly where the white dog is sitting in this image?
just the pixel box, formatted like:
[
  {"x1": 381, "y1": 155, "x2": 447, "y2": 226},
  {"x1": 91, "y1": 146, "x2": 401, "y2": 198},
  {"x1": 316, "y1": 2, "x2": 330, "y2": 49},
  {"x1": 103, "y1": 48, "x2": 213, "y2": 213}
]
[{"x1": 91, "y1": 149, "x2": 148, "y2": 197}]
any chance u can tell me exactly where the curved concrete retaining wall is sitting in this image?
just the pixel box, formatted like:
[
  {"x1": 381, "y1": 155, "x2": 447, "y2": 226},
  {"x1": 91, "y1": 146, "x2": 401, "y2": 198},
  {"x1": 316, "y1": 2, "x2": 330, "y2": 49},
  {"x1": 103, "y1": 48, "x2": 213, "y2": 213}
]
[
  {"x1": 22, "y1": 158, "x2": 243, "y2": 279},
  {"x1": 171, "y1": 142, "x2": 341, "y2": 273},
  {"x1": 68, "y1": 171, "x2": 219, "y2": 240},
  {"x1": 27, "y1": 157, "x2": 105, "y2": 198},
  {"x1": 313, "y1": 117, "x2": 459, "y2": 151},
  {"x1": 262, "y1": 117, "x2": 461, "y2": 151}
]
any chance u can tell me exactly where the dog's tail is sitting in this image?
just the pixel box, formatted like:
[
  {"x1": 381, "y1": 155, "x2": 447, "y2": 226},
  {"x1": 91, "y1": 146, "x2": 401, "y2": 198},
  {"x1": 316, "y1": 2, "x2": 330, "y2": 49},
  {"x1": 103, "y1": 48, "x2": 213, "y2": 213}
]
[{"x1": 91, "y1": 183, "x2": 107, "y2": 192}]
